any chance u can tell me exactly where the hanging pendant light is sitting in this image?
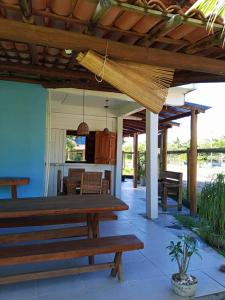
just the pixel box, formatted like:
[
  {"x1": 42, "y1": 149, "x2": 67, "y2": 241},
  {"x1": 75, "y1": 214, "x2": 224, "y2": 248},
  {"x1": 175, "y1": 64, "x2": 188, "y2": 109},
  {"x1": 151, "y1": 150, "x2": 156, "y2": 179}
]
[
  {"x1": 103, "y1": 100, "x2": 110, "y2": 135},
  {"x1": 77, "y1": 89, "x2": 89, "y2": 136}
]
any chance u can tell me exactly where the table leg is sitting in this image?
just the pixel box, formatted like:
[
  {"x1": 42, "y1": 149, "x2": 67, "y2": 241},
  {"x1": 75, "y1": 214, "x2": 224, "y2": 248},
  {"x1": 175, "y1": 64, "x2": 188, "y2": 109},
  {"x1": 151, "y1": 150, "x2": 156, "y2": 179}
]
[
  {"x1": 11, "y1": 185, "x2": 17, "y2": 200},
  {"x1": 92, "y1": 213, "x2": 99, "y2": 239},
  {"x1": 87, "y1": 213, "x2": 100, "y2": 265},
  {"x1": 87, "y1": 214, "x2": 94, "y2": 265}
]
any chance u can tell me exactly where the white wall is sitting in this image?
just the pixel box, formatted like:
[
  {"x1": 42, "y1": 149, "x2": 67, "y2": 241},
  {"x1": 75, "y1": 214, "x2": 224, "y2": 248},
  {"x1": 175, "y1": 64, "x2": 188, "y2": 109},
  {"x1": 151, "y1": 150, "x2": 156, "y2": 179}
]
[{"x1": 47, "y1": 97, "x2": 117, "y2": 196}]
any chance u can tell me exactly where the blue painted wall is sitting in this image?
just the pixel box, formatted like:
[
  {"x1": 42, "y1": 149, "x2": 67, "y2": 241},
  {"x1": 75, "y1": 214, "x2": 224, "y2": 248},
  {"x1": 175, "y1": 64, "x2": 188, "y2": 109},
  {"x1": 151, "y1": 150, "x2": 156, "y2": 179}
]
[{"x1": 0, "y1": 81, "x2": 47, "y2": 198}]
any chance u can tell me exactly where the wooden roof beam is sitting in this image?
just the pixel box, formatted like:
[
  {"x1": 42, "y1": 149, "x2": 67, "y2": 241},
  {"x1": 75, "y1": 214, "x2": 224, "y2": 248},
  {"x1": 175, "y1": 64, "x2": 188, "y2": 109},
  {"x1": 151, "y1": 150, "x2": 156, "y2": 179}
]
[
  {"x1": 184, "y1": 34, "x2": 222, "y2": 55},
  {"x1": 1, "y1": 18, "x2": 225, "y2": 76},
  {"x1": 160, "y1": 111, "x2": 191, "y2": 123},
  {"x1": 0, "y1": 62, "x2": 93, "y2": 80}
]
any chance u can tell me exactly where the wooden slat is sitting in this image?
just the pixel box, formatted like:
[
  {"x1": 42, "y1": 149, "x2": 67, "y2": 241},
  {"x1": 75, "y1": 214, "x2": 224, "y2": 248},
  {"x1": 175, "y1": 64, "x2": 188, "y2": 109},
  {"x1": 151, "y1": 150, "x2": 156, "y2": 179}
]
[
  {"x1": 0, "y1": 18, "x2": 225, "y2": 75},
  {"x1": 0, "y1": 235, "x2": 144, "y2": 266},
  {"x1": 0, "y1": 177, "x2": 29, "y2": 186},
  {"x1": 0, "y1": 227, "x2": 88, "y2": 244},
  {"x1": 0, "y1": 262, "x2": 115, "y2": 285},
  {"x1": 0, "y1": 195, "x2": 128, "y2": 218},
  {"x1": 0, "y1": 212, "x2": 117, "y2": 228}
]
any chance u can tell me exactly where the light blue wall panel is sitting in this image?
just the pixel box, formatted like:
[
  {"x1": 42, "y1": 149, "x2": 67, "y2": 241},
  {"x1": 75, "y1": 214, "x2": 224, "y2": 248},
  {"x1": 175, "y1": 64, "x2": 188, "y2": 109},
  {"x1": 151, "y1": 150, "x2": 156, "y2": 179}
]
[{"x1": 0, "y1": 81, "x2": 47, "y2": 198}]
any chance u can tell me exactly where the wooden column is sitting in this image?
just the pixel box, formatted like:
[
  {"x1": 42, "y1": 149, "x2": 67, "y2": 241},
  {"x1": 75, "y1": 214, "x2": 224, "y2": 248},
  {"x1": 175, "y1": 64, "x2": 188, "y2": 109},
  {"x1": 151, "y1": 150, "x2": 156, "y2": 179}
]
[
  {"x1": 189, "y1": 110, "x2": 198, "y2": 215},
  {"x1": 133, "y1": 133, "x2": 138, "y2": 188},
  {"x1": 162, "y1": 128, "x2": 168, "y2": 172}
]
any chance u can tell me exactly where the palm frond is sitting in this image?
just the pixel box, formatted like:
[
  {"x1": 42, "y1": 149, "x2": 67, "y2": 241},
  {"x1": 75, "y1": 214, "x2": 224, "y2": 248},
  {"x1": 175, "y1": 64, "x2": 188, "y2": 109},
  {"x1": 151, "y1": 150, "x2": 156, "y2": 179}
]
[{"x1": 186, "y1": 0, "x2": 225, "y2": 43}]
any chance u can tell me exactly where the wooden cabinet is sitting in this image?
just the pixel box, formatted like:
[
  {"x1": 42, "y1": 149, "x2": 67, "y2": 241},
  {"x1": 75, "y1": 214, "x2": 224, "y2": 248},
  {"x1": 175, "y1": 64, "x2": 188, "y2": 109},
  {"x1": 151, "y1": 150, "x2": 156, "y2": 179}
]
[{"x1": 94, "y1": 131, "x2": 116, "y2": 165}]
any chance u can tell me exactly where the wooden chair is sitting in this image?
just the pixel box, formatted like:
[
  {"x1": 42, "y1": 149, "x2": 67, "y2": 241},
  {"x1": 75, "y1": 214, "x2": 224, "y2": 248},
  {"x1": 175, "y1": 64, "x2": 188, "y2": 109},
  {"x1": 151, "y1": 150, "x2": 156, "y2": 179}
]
[
  {"x1": 101, "y1": 179, "x2": 109, "y2": 194},
  {"x1": 80, "y1": 172, "x2": 102, "y2": 195},
  {"x1": 57, "y1": 170, "x2": 64, "y2": 196},
  {"x1": 68, "y1": 168, "x2": 85, "y2": 177},
  {"x1": 159, "y1": 171, "x2": 183, "y2": 211},
  {"x1": 64, "y1": 168, "x2": 85, "y2": 195},
  {"x1": 104, "y1": 170, "x2": 112, "y2": 194}
]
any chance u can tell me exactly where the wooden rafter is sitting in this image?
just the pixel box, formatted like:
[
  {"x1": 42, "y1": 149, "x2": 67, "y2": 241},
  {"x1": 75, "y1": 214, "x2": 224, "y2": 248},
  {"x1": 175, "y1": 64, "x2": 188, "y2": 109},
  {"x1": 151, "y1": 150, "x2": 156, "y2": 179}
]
[{"x1": 1, "y1": 18, "x2": 225, "y2": 76}]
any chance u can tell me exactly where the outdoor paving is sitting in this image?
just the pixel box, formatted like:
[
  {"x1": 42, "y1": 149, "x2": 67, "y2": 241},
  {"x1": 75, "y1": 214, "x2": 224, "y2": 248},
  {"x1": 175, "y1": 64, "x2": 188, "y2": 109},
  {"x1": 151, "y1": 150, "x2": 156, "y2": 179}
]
[{"x1": 0, "y1": 180, "x2": 225, "y2": 300}]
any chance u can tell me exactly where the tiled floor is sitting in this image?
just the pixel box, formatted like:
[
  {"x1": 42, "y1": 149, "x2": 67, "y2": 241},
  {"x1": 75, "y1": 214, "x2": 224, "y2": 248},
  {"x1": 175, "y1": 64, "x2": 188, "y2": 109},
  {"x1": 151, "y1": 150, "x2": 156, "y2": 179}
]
[{"x1": 0, "y1": 180, "x2": 225, "y2": 300}]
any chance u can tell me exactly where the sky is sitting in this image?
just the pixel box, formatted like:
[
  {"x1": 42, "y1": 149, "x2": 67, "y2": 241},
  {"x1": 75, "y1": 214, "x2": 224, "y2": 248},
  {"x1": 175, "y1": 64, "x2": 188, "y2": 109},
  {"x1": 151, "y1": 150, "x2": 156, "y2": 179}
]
[
  {"x1": 168, "y1": 83, "x2": 225, "y2": 144},
  {"x1": 124, "y1": 82, "x2": 225, "y2": 148}
]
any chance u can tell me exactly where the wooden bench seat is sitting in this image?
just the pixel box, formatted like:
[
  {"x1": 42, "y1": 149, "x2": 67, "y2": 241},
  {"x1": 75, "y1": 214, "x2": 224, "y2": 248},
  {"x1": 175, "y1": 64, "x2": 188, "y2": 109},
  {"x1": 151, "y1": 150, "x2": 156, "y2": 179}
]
[
  {"x1": 0, "y1": 212, "x2": 118, "y2": 228},
  {"x1": 159, "y1": 171, "x2": 183, "y2": 211},
  {"x1": 0, "y1": 234, "x2": 144, "y2": 285}
]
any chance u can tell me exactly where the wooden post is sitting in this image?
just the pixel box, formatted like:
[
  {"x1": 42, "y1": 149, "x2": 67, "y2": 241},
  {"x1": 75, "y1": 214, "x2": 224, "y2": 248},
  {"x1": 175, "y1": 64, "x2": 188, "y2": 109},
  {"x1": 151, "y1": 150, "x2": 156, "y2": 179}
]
[
  {"x1": 189, "y1": 110, "x2": 198, "y2": 215},
  {"x1": 162, "y1": 128, "x2": 168, "y2": 172},
  {"x1": 187, "y1": 148, "x2": 190, "y2": 203},
  {"x1": 133, "y1": 133, "x2": 138, "y2": 188}
]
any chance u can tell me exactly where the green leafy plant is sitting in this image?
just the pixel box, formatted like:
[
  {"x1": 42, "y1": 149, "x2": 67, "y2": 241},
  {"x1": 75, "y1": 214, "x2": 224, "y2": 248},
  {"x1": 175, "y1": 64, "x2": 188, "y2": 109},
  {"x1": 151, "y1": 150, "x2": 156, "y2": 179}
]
[
  {"x1": 167, "y1": 235, "x2": 201, "y2": 281},
  {"x1": 138, "y1": 152, "x2": 146, "y2": 179},
  {"x1": 199, "y1": 173, "x2": 225, "y2": 245},
  {"x1": 187, "y1": 0, "x2": 225, "y2": 41}
]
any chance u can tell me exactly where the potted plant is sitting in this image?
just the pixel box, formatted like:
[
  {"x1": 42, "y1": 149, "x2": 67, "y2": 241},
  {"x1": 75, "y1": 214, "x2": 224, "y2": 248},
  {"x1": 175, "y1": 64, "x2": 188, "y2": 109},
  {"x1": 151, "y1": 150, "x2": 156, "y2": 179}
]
[{"x1": 167, "y1": 234, "x2": 201, "y2": 297}]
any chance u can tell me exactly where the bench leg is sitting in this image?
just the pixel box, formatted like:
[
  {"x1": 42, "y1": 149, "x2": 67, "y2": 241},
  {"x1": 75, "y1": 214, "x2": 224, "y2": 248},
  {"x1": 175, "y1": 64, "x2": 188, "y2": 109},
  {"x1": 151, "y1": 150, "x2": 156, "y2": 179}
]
[
  {"x1": 87, "y1": 213, "x2": 100, "y2": 265},
  {"x1": 11, "y1": 185, "x2": 17, "y2": 200},
  {"x1": 177, "y1": 187, "x2": 182, "y2": 211},
  {"x1": 87, "y1": 214, "x2": 94, "y2": 265},
  {"x1": 111, "y1": 252, "x2": 123, "y2": 280},
  {"x1": 162, "y1": 186, "x2": 167, "y2": 212}
]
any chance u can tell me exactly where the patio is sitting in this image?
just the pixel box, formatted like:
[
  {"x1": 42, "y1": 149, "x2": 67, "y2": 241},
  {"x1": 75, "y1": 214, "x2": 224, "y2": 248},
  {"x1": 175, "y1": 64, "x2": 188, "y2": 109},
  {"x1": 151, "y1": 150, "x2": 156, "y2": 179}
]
[{"x1": 0, "y1": 180, "x2": 225, "y2": 300}]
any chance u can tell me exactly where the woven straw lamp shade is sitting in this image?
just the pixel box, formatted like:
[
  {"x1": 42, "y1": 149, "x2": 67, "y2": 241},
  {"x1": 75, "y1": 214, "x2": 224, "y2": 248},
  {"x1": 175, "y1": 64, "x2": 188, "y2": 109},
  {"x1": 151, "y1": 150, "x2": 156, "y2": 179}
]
[
  {"x1": 77, "y1": 121, "x2": 89, "y2": 136},
  {"x1": 76, "y1": 51, "x2": 174, "y2": 114},
  {"x1": 103, "y1": 100, "x2": 110, "y2": 135}
]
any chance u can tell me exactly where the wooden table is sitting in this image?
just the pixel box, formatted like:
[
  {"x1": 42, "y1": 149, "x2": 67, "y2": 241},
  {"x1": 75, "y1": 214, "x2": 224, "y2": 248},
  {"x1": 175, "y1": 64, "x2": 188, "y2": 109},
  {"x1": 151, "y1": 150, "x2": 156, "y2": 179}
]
[
  {"x1": 0, "y1": 177, "x2": 30, "y2": 200},
  {"x1": 0, "y1": 194, "x2": 128, "y2": 239}
]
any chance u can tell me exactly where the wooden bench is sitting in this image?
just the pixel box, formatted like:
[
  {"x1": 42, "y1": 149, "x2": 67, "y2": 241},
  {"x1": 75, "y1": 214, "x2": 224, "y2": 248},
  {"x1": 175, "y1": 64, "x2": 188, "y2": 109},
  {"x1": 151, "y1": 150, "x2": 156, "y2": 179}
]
[
  {"x1": 159, "y1": 171, "x2": 183, "y2": 211},
  {"x1": 0, "y1": 234, "x2": 144, "y2": 285}
]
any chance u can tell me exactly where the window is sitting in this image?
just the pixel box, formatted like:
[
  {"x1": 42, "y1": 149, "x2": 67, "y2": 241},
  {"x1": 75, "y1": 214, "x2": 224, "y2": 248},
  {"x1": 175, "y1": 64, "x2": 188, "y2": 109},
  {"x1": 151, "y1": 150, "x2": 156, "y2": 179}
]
[{"x1": 66, "y1": 132, "x2": 86, "y2": 162}]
